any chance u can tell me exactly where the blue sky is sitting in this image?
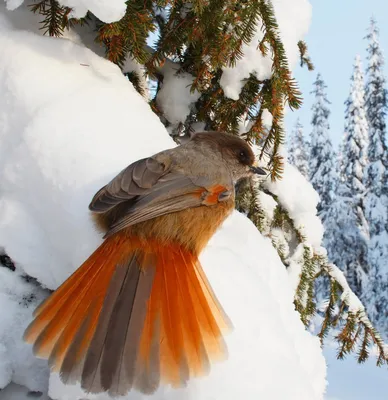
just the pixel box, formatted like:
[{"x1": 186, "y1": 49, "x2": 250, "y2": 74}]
[{"x1": 285, "y1": 0, "x2": 388, "y2": 148}]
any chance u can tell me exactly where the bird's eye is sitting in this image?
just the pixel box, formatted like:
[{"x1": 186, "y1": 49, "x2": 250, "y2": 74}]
[{"x1": 238, "y1": 150, "x2": 248, "y2": 162}]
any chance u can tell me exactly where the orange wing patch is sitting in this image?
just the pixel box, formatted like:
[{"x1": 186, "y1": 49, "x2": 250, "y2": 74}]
[{"x1": 202, "y1": 185, "x2": 231, "y2": 206}]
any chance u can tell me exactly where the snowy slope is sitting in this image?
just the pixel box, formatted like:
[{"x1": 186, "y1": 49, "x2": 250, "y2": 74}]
[{"x1": 0, "y1": 4, "x2": 326, "y2": 400}]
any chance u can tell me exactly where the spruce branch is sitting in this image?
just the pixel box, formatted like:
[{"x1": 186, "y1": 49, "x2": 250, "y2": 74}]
[
  {"x1": 235, "y1": 178, "x2": 266, "y2": 233},
  {"x1": 96, "y1": 1, "x2": 155, "y2": 67},
  {"x1": 242, "y1": 0, "x2": 302, "y2": 179},
  {"x1": 124, "y1": 71, "x2": 146, "y2": 97},
  {"x1": 294, "y1": 246, "x2": 318, "y2": 325},
  {"x1": 261, "y1": 180, "x2": 388, "y2": 366},
  {"x1": 295, "y1": 241, "x2": 388, "y2": 366},
  {"x1": 30, "y1": 0, "x2": 71, "y2": 36},
  {"x1": 323, "y1": 263, "x2": 388, "y2": 366},
  {"x1": 258, "y1": 0, "x2": 303, "y2": 110}
]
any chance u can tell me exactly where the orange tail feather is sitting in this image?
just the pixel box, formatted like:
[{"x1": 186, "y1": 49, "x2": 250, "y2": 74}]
[{"x1": 24, "y1": 233, "x2": 231, "y2": 395}]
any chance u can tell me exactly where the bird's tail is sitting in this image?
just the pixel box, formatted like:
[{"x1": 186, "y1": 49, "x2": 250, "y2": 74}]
[{"x1": 24, "y1": 233, "x2": 230, "y2": 396}]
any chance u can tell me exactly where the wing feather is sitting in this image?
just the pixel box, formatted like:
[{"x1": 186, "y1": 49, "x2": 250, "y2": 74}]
[{"x1": 89, "y1": 158, "x2": 168, "y2": 213}]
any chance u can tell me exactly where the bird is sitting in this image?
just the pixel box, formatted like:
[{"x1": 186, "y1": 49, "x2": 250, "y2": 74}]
[{"x1": 24, "y1": 131, "x2": 266, "y2": 397}]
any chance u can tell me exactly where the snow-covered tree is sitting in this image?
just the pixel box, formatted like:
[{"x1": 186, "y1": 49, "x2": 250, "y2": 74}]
[
  {"x1": 363, "y1": 18, "x2": 388, "y2": 334},
  {"x1": 288, "y1": 119, "x2": 309, "y2": 178},
  {"x1": 324, "y1": 56, "x2": 369, "y2": 297},
  {"x1": 342, "y1": 56, "x2": 369, "y2": 197},
  {"x1": 309, "y1": 74, "x2": 337, "y2": 220}
]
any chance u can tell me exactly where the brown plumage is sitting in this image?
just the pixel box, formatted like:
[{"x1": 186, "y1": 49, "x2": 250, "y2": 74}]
[{"x1": 24, "y1": 131, "x2": 265, "y2": 396}]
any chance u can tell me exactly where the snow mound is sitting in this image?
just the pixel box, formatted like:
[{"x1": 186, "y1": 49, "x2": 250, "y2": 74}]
[{"x1": 0, "y1": 6, "x2": 326, "y2": 400}]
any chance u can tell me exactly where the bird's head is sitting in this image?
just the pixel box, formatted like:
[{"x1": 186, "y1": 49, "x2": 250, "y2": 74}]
[{"x1": 191, "y1": 131, "x2": 267, "y2": 182}]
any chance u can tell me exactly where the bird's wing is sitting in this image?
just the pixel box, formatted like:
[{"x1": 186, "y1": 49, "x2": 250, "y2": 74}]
[
  {"x1": 89, "y1": 157, "x2": 233, "y2": 236},
  {"x1": 89, "y1": 157, "x2": 168, "y2": 213}
]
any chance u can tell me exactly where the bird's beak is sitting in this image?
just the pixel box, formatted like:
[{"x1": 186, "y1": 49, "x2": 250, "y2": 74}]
[{"x1": 250, "y1": 163, "x2": 267, "y2": 176}]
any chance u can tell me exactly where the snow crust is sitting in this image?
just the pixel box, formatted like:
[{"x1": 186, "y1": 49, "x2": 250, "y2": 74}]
[{"x1": 0, "y1": 4, "x2": 326, "y2": 400}]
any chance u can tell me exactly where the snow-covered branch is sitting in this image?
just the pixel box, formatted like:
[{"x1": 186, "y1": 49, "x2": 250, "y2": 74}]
[{"x1": 324, "y1": 262, "x2": 388, "y2": 366}]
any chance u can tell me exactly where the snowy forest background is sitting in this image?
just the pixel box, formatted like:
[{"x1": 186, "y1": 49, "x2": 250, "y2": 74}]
[{"x1": 287, "y1": 18, "x2": 388, "y2": 341}]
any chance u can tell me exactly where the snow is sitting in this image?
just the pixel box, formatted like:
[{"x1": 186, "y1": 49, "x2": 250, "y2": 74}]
[
  {"x1": 0, "y1": 4, "x2": 326, "y2": 400},
  {"x1": 257, "y1": 190, "x2": 277, "y2": 229},
  {"x1": 264, "y1": 163, "x2": 324, "y2": 249},
  {"x1": 325, "y1": 264, "x2": 365, "y2": 313},
  {"x1": 271, "y1": 0, "x2": 312, "y2": 67},
  {"x1": 122, "y1": 56, "x2": 149, "y2": 99},
  {"x1": 4, "y1": 0, "x2": 23, "y2": 11},
  {"x1": 156, "y1": 67, "x2": 201, "y2": 126},
  {"x1": 4, "y1": 0, "x2": 127, "y2": 23},
  {"x1": 0, "y1": 383, "x2": 50, "y2": 400},
  {"x1": 0, "y1": 266, "x2": 49, "y2": 392},
  {"x1": 220, "y1": 24, "x2": 272, "y2": 100},
  {"x1": 262, "y1": 109, "x2": 274, "y2": 130},
  {"x1": 220, "y1": 0, "x2": 312, "y2": 100}
]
